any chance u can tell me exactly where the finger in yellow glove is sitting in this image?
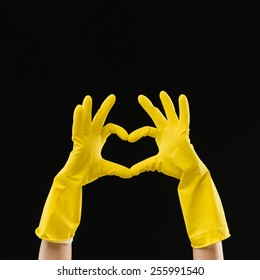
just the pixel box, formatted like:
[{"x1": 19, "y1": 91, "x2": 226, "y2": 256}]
[
  {"x1": 129, "y1": 91, "x2": 230, "y2": 248},
  {"x1": 35, "y1": 94, "x2": 131, "y2": 243}
]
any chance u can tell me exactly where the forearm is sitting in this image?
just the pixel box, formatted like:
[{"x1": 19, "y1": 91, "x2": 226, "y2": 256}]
[
  {"x1": 38, "y1": 240, "x2": 72, "y2": 260},
  {"x1": 178, "y1": 170, "x2": 230, "y2": 248},
  {"x1": 36, "y1": 178, "x2": 82, "y2": 260},
  {"x1": 35, "y1": 176, "x2": 83, "y2": 242},
  {"x1": 192, "y1": 241, "x2": 224, "y2": 260}
]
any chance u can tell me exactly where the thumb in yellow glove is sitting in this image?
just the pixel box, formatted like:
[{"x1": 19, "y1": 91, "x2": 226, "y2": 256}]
[
  {"x1": 129, "y1": 91, "x2": 230, "y2": 248},
  {"x1": 35, "y1": 94, "x2": 131, "y2": 243}
]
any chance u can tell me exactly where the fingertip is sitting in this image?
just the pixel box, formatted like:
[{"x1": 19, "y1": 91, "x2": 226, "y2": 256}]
[
  {"x1": 82, "y1": 95, "x2": 92, "y2": 109},
  {"x1": 115, "y1": 166, "x2": 133, "y2": 179},
  {"x1": 127, "y1": 133, "x2": 135, "y2": 143},
  {"x1": 138, "y1": 95, "x2": 153, "y2": 109},
  {"x1": 138, "y1": 94, "x2": 150, "y2": 103},
  {"x1": 75, "y1": 103, "x2": 82, "y2": 109},
  {"x1": 115, "y1": 166, "x2": 132, "y2": 179},
  {"x1": 83, "y1": 94, "x2": 92, "y2": 102},
  {"x1": 108, "y1": 93, "x2": 116, "y2": 103},
  {"x1": 74, "y1": 104, "x2": 82, "y2": 116},
  {"x1": 122, "y1": 171, "x2": 132, "y2": 179},
  {"x1": 102, "y1": 94, "x2": 116, "y2": 109},
  {"x1": 159, "y1": 90, "x2": 169, "y2": 104},
  {"x1": 179, "y1": 93, "x2": 190, "y2": 127},
  {"x1": 138, "y1": 94, "x2": 145, "y2": 103},
  {"x1": 130, "y1": 161, "x2": 149, "y2": 176},
  {"x1": 128, "y1": 131, "x2": 140, "y2": 143},
  {"x1": 130, "y1": 166, "x2": 141, "y2": 177},
  {"x1": 72, "y1": 105, "x2": 84, "y2": 136},
  {"x1": 179, "y1": 94, "x2": 189, "y2": 110},
  {"x1": 159, "y1": 90, "x2": 167, "y2": 97},
  {"x1": 118, "y1": 128, "x2": 128, "y2": 141},
  {"x1": 179, "y1": 94, "x2": 188, "y2": 102}
]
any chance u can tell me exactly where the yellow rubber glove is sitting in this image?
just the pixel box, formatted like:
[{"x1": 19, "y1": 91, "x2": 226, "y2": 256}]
[
  {"x1": 35, "y1": 94, "x2": 131, "y2": 243},
  {"x1": 129, "y1": 91, "x2": 230, "y2": 248}
]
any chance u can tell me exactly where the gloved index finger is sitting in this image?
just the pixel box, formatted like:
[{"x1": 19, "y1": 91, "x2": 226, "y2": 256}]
[
  {"x1": 92, "y1": 94, "x2": 116, "y2": 133},
  {"x1": 138, "y1": 95, "x2": 167, "y2": 129},
  {"x1": 102, "y1": 123, "x2": 128, "y2": 141},
  {"x1": 128, "y1": 126, "x2": 158, "y2": 142}
]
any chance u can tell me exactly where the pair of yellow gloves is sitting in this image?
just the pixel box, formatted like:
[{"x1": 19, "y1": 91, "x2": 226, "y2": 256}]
[{"x1": 35, "y1": 91, "x2": 230, "y2": 248}]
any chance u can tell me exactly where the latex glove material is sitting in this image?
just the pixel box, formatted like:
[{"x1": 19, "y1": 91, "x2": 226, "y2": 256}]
[
  {"x1": 129, "y1": 91, "x2": 230, "y2": 248},
  {"x1": 35, "y1": 94, "x2": 131, "y2": 242}
]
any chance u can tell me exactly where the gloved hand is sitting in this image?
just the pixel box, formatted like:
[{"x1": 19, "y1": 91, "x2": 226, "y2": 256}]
[
  {"x1": 129, "y1": 91, "x2": 230, "y2": 248},
  {"x1": 35, "y1": 94, "x2": 131, "y2": 243}
]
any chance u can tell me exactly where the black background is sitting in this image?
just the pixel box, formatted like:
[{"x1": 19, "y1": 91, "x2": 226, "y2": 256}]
[{"x1": 2, "y1": 1, "x2": 260, "y2": 260}]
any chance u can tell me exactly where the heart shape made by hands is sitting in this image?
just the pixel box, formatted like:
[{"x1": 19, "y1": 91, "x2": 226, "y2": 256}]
[
  {"x1": 101, "y1": 91, "x2": 192, "y2": 180},
  {"x1": 102, "y1": 132, "x2": 159, "y2": 169}
]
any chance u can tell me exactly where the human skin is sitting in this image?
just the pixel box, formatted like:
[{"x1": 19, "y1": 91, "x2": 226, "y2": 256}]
[{"x1": 38, "y1": 240, "x2": 224, "y2": 260}]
